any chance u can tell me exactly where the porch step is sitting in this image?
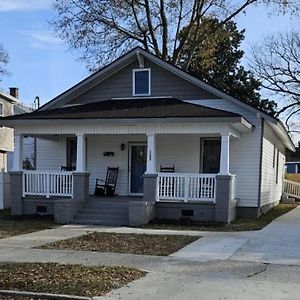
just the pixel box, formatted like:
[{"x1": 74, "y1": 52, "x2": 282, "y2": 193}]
[
  {"x1": 81, "y1": 202, "x2": 129, "y2": 210},
  {"x1": 72, "y1": 213, "x2": 128, "y2": 226},
  {"x1": 71, "y1": 199, "x2": 130, "y2": 225}
]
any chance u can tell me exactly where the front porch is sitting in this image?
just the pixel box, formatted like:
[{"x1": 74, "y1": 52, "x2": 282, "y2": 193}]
[{"x1": 8, "y1": 121, "x2": 246, "y2": 225}]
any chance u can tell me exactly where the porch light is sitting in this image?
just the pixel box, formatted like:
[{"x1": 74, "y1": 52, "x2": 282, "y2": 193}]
[{"x1": 120, "y1": 143, "x2": 126, "y2": 151}]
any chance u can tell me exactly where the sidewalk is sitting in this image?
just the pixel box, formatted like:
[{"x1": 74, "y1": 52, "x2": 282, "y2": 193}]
[{"x1": 0, "y1": 206, "x2": 299, "y2": 267}]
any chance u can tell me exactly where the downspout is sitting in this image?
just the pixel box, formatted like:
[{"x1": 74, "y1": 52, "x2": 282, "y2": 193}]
[{"x1": 257, "y1": 116, "x2": 265, "y2": 213}]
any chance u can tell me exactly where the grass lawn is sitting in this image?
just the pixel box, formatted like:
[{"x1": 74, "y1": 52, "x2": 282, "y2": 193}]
[
  {"x1": 38, "y1": 232, "x2": 199, "y2": 256},
  {"x1": 0, "y1": 263, "x2": 145, "y2": 298},
  {"x1": 142, "y1": 203, "x2": 298, "y2": 232},
  {"x1": 0, "y1": 210, "x2": 56, "y2": 239}
]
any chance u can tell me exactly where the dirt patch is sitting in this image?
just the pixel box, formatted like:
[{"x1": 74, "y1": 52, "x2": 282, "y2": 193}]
[
  {"x1": 0, "y1": 263, "x2": 145, "y2": 298},
  {"x1": 38, "y1": 232, "x2": 199, "y2": 256}
]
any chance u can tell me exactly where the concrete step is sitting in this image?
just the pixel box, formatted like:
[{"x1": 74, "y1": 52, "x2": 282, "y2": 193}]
[
  {"x1": 78, "y1": 208, "x2": 128, "y2": 214},
  {"x1": 74, "y1": 212, "x2": 128, "y2": 219},
  {"x1": 82, "y1": 202, "x2": 129, "y2": 209},
  {"x1": 72, "y1": 214, "x2": 129, "y2": 225},
  {"x1": 70, "y1": 219, "x2": 128, "y2": 226}
]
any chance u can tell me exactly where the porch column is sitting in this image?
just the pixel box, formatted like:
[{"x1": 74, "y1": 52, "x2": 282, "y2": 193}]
[
  {"x1": 146, "y1": 134, "x2": 156, "y2": 174},
  {"x1": 219, "y1": 133, "x2": 230, "y2": 175},
  {"x1": 12, "y1": 134, "x2": 23, "y2": 171},
  {"x1": 76, "y1": 134, "x2": 86, "y2": 172}
]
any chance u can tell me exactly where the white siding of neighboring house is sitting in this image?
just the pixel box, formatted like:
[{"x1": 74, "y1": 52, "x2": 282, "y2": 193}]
[
  {"x1": 188, "y1": 99, "x2": 262, "y2": 208},
  {"x1": 260, "y1": 122, "x2": 286, "y2": 206}
]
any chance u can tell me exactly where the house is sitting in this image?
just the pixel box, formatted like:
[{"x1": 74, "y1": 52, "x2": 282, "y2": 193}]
[
  {"x1": 0, "y1": 88, "x2": 18, "y2": 171},
  {"x1": 286, "y1": 143, "x2": 300, "y2": 174},
  {"x1": 0, "y1": 88, "x2": 36, "y2": 209},
  {"x1": 0, "y1": 47, "x2": 295, "y2": 225}
]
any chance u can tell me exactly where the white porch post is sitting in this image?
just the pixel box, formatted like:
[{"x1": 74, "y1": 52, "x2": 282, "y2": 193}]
[
  {"x1": 146, "y1": 134, "x2": 156, "y2": 174},
  {"x1": 219, "y1": 133, "x2": 230, "y2": 175},
  {"x1": 12, "y1": 134, "x2": 23, "y2": 171},
  {"x1": 76, "y1": 134, "x2": 86, "y2": 172}
]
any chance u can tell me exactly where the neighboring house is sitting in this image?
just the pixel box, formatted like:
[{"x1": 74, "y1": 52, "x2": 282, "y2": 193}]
[
  {"x1": 0, "y1": 47, "x2": 295, "y2": 225},
  {"x1": 286, "y1": 143, "x2": 300, "y2": 174},
  {"x1": 0, "y1": 88, "x2": 18, "y2": 171},
  {"x1": 0, "y1": 88, "x2": 36, "y2": 209}
]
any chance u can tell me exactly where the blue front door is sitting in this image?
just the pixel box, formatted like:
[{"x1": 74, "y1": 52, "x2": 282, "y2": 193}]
[{"x1": 130, "y1": 144, "x2": 147, "y2": 194}]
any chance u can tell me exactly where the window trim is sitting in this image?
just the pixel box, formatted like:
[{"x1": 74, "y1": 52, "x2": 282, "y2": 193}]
[
  {"x1": 132, "y1": 68, "x2": 151, "y2": 96},
  {"x1": 0, "y1": 102, "x2": 3, "y2": 117}
]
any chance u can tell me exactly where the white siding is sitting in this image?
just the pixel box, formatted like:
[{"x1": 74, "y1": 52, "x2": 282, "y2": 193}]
[
  {"x1": 260, "y1": 122, "x2": 285, "y2": 206},
  {"x1": 189, "y1": 99, "x2": 262, "y2": 207},
  {"x1": 36, "y1": 137, "x2": 66, "y2": 170},
  {"x1": 156, "y1": 135, "x2": 201, "y2": 173}
]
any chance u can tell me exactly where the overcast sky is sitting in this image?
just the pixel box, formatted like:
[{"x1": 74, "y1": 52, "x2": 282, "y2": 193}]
[{"x1": 0, "y1": 0, "x2": 299, "y2": 107}]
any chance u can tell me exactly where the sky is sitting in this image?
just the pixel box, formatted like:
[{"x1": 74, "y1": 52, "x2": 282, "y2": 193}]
[{"x1": 0, "y1": 0, "x2": 299, "y2": 107}]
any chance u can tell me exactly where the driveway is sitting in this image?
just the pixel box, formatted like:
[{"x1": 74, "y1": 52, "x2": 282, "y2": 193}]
[{"x1": 231, "y1": 206, "x2": 300, "y2": 265}]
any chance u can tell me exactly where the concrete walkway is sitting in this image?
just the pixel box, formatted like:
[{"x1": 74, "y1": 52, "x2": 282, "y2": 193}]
[{"x1": 232, "y1": 206, "x2": 300, "y2": 265}]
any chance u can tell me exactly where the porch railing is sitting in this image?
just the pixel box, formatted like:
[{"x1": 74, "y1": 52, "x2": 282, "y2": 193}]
[
  {"x1": 157, "y1": 173, "x2": 216, "y2": 202},
  {"x1": 284, "y1": 179, "x2": 300, "y2": 199},
  {"x1": 23, "y1": 171, "x2": 73, "y2": 198}
]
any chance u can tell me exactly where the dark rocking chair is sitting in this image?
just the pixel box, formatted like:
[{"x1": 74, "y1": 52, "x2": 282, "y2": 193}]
[{"x1": 94, "y1": 167, "x2": 119, "y2": 196}]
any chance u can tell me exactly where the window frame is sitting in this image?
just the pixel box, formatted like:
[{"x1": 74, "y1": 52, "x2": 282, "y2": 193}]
[
  {"x1": 0, "y1": 102, "x2": 3, "y2": 117},
  {"x1": 199, "y1": 137, "x2": 221, "y2": 174},
  {"x1": 132, "y1": 68, "x2": 151, "y2": 96}
]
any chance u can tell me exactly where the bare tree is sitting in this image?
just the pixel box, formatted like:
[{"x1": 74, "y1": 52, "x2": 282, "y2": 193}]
[
  {"x1": 0, "y1": 44, "x2": 9, "y2": 81},
  {"x1": 52, "y1": 0, "x2": 298, "y2": 71},
  {"x1": 251, "y1": 31, "x2": 300, "y2": 134}
]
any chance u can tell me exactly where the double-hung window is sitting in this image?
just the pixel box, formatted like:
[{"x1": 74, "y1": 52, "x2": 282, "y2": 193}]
[{"x1": 133, "y1": 69, "x2": 151, "y2": 96}]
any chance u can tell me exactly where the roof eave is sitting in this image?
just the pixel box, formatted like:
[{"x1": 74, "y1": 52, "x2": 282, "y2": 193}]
[{"x1": 0, "y1": 116, "x2": 253, "y2": 129}]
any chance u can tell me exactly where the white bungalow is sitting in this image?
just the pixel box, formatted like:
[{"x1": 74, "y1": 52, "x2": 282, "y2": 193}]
[{"x1": 0, "y1": 47, "x2": 295, "y2": 225}]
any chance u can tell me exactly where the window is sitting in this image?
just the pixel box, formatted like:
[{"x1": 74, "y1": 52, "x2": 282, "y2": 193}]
[
  {"x1": 286, "y1": 163, "x2": 296, "y2": 174},
  {"x1": 133, "y1": 69, "x2": 151, "y2": 96},
  {"x1": 0, "y1": 102, "x2": 3, "y2": 117},
  {"x1": 201, "y1": 139, "x2": 221, "y2": 173},
  {"x1": 66, "y1": 138, "x2": 77, "y2": 169}
]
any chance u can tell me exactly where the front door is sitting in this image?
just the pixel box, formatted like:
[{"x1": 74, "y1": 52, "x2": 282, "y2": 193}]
[{"x1": 129, "y1": 143, "x2": 147, "y2": 195}]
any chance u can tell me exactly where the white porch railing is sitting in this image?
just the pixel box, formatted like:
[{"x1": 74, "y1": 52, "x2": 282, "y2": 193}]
[
  {"x1": 157, "y1": 173, "x2": 216, "y2": 202},
  {"x1": 284, "y1": 179, "x2": 300, "y2": 199},
  {"x1": 23, "y1": 171, "x2": 73, "y2": 198}
]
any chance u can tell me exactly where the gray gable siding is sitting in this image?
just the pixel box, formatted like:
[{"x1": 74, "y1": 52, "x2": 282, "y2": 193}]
[{"x1": 66, "y1": 59, "x2": 219, "y2": 107}]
